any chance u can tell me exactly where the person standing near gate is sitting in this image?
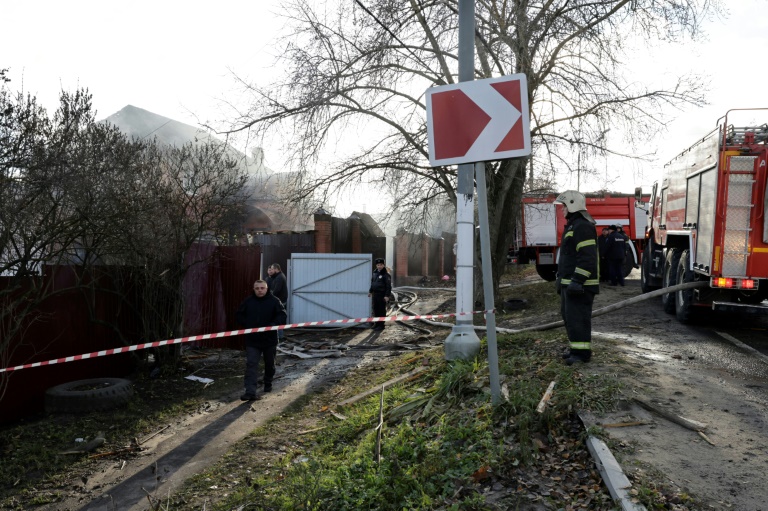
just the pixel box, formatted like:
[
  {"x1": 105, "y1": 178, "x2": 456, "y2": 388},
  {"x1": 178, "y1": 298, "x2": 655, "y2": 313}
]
[
  {"x1": 266, "y1": 263, "x2": 288, "y2": 339},
  {"x1": 553, "y1": 190, "x2": 599, "y2": 365},
  {"x1": 604, "y1": 225, "x2": 627, "y2": 286},
  {"x1": 235, "y1": 280, "x2": 286, "y2": 400},
  {"x1": 368, "y1": 258, "x2": 391, "y2": 331}
]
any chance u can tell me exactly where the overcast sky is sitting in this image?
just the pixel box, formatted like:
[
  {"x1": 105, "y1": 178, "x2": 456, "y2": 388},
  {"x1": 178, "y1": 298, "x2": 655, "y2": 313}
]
[
  {"x1": 3, "y1": 0, "x2": 768, "y2": 202},
  {"x1": 3, "y1": 1, "x2": 282, "y2": 126}
]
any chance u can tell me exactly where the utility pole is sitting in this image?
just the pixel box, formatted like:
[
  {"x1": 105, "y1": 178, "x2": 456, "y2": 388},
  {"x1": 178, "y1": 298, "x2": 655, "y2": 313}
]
[{"x1": 443, "y1": 0, "x2": 481, "y2": 360}]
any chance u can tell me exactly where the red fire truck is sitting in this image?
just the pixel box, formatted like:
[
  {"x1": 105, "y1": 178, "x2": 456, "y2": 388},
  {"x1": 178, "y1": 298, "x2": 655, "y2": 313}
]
[
  {"x1": 641, "y1": 108, "x2": 768, "y2": 322},
  {"x1": 513, "y1": 192, "x2": 649, "y2": 281}
]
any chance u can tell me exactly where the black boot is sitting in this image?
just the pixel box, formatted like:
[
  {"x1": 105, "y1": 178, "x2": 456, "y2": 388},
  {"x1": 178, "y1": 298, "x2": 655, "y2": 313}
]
[{"x1": 564, "y1": 349, "x2": 591, "y2": 365}]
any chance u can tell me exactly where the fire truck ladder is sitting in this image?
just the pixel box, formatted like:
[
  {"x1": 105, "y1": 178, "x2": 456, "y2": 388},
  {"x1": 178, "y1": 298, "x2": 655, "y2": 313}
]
[
  {"x1": 722, "y1": 155, "x2": 757, "y2": 276},
  {"x1": 726, "y1": 124, "x2": 768, "y2": 145}
]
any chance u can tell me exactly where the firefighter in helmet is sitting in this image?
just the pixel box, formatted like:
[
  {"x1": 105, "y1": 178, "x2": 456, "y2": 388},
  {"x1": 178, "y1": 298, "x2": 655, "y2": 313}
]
[{"x1": 553, "y1": 190, "x2": 599, "y2": 365}]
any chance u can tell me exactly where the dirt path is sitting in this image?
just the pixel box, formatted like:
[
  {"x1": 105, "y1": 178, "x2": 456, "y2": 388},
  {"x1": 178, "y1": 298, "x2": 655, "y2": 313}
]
[{"x1": 45, "y1": 325, "x2": 427, "y2": 511}]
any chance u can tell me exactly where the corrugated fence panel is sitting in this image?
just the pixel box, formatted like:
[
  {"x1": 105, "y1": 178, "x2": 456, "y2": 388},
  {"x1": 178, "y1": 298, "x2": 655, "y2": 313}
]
[
  {"x1": 253, "y1": 233, "x2": 314, "y2": 277},
  {"x1": 443, "y1": 232, "x2": 456, "y2": 276},
  {"x1": 331, "y1": 217, "x2": 352, "y2": 253},
  {"x1": 184, "y1": 244, "x2": 261, "y2": 349},
  {"x1": 0, "y1": 266, "x2": 141, "y2": 423},
  {"x1": 407, "y1": 235, "x2": 422, "y2": 276},
  {"x1": 182, "y1": 243, "x2": 224, "y2": 339},
  {"x1": 428, "y1": 237, "x2": 441, "y2": 276},
  {"x1": 361, "y1": 236, "x2": 386, "y2": 263}
]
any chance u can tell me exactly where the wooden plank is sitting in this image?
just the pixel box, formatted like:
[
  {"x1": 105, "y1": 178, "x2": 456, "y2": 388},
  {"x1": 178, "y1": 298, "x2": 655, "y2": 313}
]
[
  {"x1": 632, "y1": 397, "x2": 707, "y2": 432},
  {"x1": 536, "y1": 381, "x2": 556, "y2": 413},
  {"x1": 337, "y1": 366, "x2": 427, "y2": 408}
]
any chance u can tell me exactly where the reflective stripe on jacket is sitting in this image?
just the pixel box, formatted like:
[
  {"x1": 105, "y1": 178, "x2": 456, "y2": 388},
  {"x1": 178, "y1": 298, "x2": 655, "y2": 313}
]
[{"x1": 557, "y1": 213, "x2": 599, "y2": 293}]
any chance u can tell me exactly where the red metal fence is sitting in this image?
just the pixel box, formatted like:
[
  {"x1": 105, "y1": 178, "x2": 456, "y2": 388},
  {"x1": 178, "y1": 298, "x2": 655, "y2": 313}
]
[
  {"x1": 0, "y1": 243, "x2": 262, "y2": 423},
  {"x1": 0, "y1": 266, "x2": 141, "y2": 423}
]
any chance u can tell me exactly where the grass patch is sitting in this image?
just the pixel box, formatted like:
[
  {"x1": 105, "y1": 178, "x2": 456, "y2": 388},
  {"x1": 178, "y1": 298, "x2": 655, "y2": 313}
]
[
  {"x1": 0, "y1": 353, "x2": 245, "y2": 510},
  {"x1": 172, "y1": 332, "x2": 623, "y2": 510}
]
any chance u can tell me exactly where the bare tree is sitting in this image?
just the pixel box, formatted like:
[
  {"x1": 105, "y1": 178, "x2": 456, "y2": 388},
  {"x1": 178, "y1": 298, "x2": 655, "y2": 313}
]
[
  {"x1": 0, "y1": 80, "x2": 251, "y2": 398},
  {"x1": 105, "y1": 140, "x2": 250, "y2": 361},
  {"x1": 220, "y1": 0, "x2": 721, "y2": 292},
  {"x1": 0, "y1": 86, "x2": 140, "y2": 399}
]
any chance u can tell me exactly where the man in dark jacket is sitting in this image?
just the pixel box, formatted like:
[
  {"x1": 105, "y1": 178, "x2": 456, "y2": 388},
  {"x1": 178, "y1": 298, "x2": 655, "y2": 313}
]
[
  {"x1": 553, "y1": 190, "x2": 599, "y2": 365},
  {"x1": 368, "y1": 258, "x2": 392, "y2": 331},
  {"x1": 604, "y1": 225, "x2": 627, "y2": 286},
  {"x1": 235, "y1": 280, "x2": 287, "y2": 400},
  {"x1": 598, "y1": 227, "x2": 609, "y2": 281},
  {"x1": 266, "y1": 263, "x2": 288, "y2": 339}
]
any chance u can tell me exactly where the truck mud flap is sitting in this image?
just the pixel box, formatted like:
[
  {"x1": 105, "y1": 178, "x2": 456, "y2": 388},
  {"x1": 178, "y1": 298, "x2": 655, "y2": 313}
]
[{"x1": 711, "y1": 301, "x2": 768, "y2": 314}]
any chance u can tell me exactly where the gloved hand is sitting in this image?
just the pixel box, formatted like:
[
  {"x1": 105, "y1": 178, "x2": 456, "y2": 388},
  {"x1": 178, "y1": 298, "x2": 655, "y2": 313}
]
[
  {"x1": 555, "y1": 277, "x2": 561, "y2": 295},
  {"x1": 566, "y1": 281, "x2": 584, "y2": 295}
]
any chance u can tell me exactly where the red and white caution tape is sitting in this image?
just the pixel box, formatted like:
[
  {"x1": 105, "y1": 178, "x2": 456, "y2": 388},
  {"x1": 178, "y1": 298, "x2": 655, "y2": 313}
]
[{"x1": 0, "y1": 309, "x2": 494, "y2": 373}]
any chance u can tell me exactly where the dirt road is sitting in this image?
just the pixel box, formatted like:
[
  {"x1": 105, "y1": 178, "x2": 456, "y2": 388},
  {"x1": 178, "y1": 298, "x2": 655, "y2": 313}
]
[
  {"x1": 47, "y1": 319, "x2": 440, "y2": 511},
  {"x1": 585, "y1": 272, "x2": 768, "y2": 510}
]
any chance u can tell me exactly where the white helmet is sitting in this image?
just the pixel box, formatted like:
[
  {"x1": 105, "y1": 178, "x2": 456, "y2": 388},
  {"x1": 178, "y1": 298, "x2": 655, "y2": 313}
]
[{"x1": 554, "y1": 190, "x2": 595, "y2": 224}]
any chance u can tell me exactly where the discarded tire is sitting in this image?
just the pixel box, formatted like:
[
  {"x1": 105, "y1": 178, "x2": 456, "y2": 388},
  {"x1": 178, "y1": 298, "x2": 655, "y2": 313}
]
[
  {"x1": 45, "y1": 378, "x2": 134, "y2": 414},
  {"x1": 503, "y1": 298, "x2": 528, "y2": 311}
]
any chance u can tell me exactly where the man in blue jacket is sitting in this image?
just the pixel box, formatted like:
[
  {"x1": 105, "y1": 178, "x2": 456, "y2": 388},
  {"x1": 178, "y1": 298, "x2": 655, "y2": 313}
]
[
  {"x1": 235, "y1": 280, "x2": 287, "y2": 400},
  {"x1": 554, "y1": 190, "x2": 599, "y2": 365}
]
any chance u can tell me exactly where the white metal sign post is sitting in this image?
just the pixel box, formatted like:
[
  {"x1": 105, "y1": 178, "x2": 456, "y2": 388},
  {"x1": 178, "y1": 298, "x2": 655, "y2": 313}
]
[
  {"x1": 426, "y1": 0, "x2": 531, "y2": 405},
  {"x1": 439, "y1": 0, "x2": 482, "y2": 365}
]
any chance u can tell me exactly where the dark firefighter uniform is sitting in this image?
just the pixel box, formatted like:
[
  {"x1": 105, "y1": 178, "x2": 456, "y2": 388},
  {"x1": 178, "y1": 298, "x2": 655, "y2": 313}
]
[
  {"x1": 604, "y1": 226, "x2": 627, "y2": 286},
  {"x1": 557, "y1": 211, "x2": 599, "y2": 363}
]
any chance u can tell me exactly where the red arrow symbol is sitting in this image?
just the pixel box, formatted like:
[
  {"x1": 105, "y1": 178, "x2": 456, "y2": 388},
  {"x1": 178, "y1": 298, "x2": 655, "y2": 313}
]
[
  {"x1": 430, "y1": 90, "x2": 491, "y2": 160},
  {"x1": 426, "y1": 74, "x2": 530, "y2": 166},
  {"x1": 491, "y1": 80, "x2": 525, "y2": 152}
]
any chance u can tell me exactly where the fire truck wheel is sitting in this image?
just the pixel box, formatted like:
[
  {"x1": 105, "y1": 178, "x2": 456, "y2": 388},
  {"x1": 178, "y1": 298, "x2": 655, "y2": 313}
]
[
  {"x1": 737, "y1": 289, "x2": 768, "y2": 304},
  {"x1": 621, "y1": 253, "x2": 634, "y2": 279},
  {"x1": 662, "y1": 249, "x2": 680, "y2": 314},
  {"x1": 640, "y1": 244, "x2": 658, "y2": 293},
  {"x1": 675, "y1": 250, "x2": 696, "y2": 323}
]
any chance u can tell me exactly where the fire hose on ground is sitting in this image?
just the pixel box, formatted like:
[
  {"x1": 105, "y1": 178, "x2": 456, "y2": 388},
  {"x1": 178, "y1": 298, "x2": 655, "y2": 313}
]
[{"x1": 402, "y1": 281, "x2": 710, "y2": 334}]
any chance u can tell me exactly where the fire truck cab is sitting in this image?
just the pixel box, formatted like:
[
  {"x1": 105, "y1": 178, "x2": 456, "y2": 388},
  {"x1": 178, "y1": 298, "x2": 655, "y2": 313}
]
[{"x1": 641, "y1": 109, "x2": 768, "y2": 322}]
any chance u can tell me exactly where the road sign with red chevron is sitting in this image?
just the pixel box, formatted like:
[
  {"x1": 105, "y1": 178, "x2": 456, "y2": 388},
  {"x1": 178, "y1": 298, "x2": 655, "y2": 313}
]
[{"x1": 426, "y1": 74, "x2": 530, "y2": 166}]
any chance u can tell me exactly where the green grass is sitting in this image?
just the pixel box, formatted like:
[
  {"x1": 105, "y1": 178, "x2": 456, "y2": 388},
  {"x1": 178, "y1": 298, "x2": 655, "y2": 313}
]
[{"x1": 171, "y1": 331, "x2": 624, "y2": 511}]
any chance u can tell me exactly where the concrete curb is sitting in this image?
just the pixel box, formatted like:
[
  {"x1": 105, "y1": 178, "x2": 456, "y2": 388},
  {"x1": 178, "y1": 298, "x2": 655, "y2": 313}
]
[{"x1": 585, "y1": 436, "x2": 647, "y2": 511}]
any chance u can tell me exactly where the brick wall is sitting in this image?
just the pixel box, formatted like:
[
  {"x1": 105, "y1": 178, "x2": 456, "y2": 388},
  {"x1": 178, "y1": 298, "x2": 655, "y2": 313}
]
[{"x1": 314, "y1": 213, "x2": 333, "y2": 253}]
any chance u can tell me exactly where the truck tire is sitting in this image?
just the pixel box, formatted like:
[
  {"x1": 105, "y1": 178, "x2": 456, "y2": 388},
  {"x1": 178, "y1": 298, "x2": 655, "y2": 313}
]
[
  {"x1": 675, "y1": 250, "x2": 696, "y2": 323},
  {"x1": 662, "y1": 249, "x2": 680, "y2": 314},
  {"x1": 45, "y1": 378, "x2": 134, "y2": 414},
  {"x1": 535, "y1": 264, "x2": 558, "y2": 282},
  {"x1": 622, "y1": 252, "x2": 634, "y2": 278},
  {"x1": 640, "y1": 244, "x2": 659, "y2": 293}
]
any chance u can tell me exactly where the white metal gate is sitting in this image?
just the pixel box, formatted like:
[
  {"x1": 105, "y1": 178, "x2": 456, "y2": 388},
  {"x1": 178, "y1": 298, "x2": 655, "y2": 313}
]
[{"x1": 287, "y1": 253, "x2": 372, "y2": 325}]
